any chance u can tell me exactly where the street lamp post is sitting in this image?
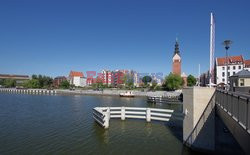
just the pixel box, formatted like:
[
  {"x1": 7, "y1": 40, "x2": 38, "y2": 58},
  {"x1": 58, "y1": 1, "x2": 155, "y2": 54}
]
[{"x1": 222, "y1": 40, "x2": 233, "y2": 89}]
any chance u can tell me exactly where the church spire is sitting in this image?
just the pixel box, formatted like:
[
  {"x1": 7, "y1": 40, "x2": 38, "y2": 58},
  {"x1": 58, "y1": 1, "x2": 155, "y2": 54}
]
[{"x1": 174, "y1": 40, "x2": 180, "y2": 55}]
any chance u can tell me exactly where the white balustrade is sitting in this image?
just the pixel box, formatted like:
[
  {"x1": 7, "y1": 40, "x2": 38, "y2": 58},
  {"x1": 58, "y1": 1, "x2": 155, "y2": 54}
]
[{"x1": 93, "y1": 106, "x2": 174, "y2": 129}]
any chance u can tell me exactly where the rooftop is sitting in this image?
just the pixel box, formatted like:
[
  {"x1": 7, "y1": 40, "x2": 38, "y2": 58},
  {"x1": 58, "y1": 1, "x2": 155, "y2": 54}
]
[
  {"x1": 54, "y1": 76, "x2": 67, "y2": 79},
  {"x1": 244, "y1": 60, "x2": 250, "y2": 67},
  {"x1": 216, "y1": 55, "x2": 244, "y2": 66},
  {"x1": 230, "y1": 70, "x2": 250, "y2": 78},
  {"x1": 69, "y1": 71, "x2": 84, "y2": 77},
  {"x1": 0, "y1": 74, "x2": 29, "y2": 80}
]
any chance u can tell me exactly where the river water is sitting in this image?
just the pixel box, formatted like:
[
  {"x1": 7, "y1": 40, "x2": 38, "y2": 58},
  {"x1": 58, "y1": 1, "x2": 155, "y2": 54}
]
[{"x1": 0, "y1": 93, "x2": 193, "y2": 155}]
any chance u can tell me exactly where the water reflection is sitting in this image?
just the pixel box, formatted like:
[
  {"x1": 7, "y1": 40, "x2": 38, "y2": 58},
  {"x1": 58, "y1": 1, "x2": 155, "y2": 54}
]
[{"x1": 0, "y1": 93, "x2": 189, "y2": 155}]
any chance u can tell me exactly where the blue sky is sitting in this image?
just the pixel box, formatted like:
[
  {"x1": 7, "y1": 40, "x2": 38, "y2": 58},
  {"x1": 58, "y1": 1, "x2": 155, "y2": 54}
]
[{"x1": 0, "y1": 0, "x2": 249, "y2": 77}]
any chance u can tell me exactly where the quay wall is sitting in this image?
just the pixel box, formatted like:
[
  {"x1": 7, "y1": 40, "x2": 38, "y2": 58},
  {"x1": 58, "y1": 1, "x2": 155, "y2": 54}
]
[
  {"x1": 56, "y1": 89, "x2": 181, "y2": 97},
  {"x1": 0, "y1": 88, "x2": 181, "y2": 97}
]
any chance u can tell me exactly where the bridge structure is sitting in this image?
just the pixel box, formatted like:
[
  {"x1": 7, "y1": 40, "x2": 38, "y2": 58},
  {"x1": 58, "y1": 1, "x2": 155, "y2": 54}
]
[
  {"x1": 183, "y1": 87, "x2": 250, "y2": 154},
  {"x1": 93, "y1": 106, "x2": 174, "y2": 129},
  {"x1": 93, "y1": 88, "x2": 249, "y2": 154}
]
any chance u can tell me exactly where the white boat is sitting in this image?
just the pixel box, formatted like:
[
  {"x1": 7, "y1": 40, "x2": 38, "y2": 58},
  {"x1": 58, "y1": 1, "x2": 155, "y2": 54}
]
[{"x1": 119, "y1": 91, "x2": 135, "y2": 97}]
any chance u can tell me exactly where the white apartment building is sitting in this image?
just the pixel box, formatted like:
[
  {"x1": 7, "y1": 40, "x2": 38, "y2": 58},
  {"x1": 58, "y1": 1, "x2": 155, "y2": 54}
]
[
  {"x1": 69, "y1": 71, "x2": 86, "y2": 87},
  {"x1": 133, "y1": 72, "x2": 140, "y2": 87},
  {"x1": 101, "y1": 70, "x2": 112, "y2": 85},
  {"x1": 215, "y1": 55, "x2": 244, "y2": 84}
]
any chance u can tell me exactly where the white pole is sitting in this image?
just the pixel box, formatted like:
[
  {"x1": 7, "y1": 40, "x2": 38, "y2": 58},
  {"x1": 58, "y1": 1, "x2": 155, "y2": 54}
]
[
  {"x1": 209, "y1": 12, "x2": 215, "y2": 88},
  {"x1": 198, "y1": 64, "x2": 201, "y2": 86},
  {"x1": 209, "y1": 12, "x2": 212, "y2": 88}
]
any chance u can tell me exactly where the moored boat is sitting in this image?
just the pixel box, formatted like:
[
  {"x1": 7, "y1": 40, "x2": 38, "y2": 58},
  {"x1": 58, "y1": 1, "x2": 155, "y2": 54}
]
[{"x1": 119, "y1": 91, "x2": 135, "y2": 97}]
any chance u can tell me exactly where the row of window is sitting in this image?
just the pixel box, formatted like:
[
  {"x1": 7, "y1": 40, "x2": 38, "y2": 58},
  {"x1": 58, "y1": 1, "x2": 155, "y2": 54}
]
[
  {"x1": 222, "y1": 72, "x2": 236, "y2": 77},
  {"x1": 221, "y1": 78, "x2": 244, "y2": 86},
  {"x1": 222, "y1": 65, "x2": 241, "y2": 70}
]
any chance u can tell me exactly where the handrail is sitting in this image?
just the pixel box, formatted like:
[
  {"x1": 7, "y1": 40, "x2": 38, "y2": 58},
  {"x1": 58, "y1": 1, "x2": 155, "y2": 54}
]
[
  {"x1": 216, "y1": 89, "x2": 249, "y2": 133},
  {"x1": 217, "y1": 89, "x2": 250, "y2": 101},
  {"x1": 183, "y1": 92, "x2": 216, "y2": 146}
]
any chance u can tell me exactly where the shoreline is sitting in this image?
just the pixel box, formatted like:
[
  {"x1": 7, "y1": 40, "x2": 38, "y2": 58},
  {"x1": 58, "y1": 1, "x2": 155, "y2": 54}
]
[{"x1": 0, "y1": 88, "x2": 181, "y2": 97}]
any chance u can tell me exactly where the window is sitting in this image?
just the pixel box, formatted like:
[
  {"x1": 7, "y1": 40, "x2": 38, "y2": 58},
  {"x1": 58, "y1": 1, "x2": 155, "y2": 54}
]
[
  {"x1": 222, "y1": 67, "x2": 225, "y2": 70},
  {"x1": 222, "y1": 72, "x2": 225, "y2": 77},
  {"x1": 222, "y1": 78, "x2": 225, "y2": 82},
  {"x1": 239, "y1": 66, "x2": 241, "y2": 69},
  {"x1": 233, "y1": 66, "x2": 236, "y2": 70},
  {"x1": 233, "y1": 72, "x2": 235, "y2": 75},
  {"x1": 228, "y1": 66, "x2": 230, "y2": 70},
  {"x1": 240, "y1": 79, "x2": 244, "y2": 86},
  {"x1": 228, "y1": 72, "x2": 230, "y2": 76}
]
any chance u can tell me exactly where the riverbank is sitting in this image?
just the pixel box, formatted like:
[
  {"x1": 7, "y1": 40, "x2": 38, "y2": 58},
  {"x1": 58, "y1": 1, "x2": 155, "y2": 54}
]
[
  {"x1": 51, "y1": 89, "x2": 181, "y2": 97},
  {"x1": 0, "y1": 88, "x2": 181, "y2": 97}
]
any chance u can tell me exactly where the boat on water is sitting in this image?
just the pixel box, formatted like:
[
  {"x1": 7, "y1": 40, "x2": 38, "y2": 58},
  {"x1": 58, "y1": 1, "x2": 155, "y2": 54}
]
[
  {"x1": 119, "y1": 91, "x2": 135, "y2": 97},
  {"x1": 147, "y1": 93, "x2": 183, "y2": 103}
]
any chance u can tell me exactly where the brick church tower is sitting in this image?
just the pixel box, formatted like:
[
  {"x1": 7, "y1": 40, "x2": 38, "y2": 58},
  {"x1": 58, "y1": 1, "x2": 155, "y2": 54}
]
[{"x1": 172, "y1": 40, "x2": 181, "y2": 75}]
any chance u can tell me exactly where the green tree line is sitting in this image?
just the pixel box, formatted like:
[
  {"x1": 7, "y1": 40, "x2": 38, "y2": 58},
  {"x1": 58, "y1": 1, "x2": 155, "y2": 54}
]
[
  {"x1": 23, "y1": 75, "x2": 53, "y2": 89},
  {"x1": 0, "y1": 79, "x2": 16, "y2": 88}
]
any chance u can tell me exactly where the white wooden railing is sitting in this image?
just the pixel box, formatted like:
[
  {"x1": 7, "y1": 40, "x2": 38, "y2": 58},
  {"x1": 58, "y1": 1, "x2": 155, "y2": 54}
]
[{"x1": 93, "y1": 106, "x2": 174, "y2": 129}]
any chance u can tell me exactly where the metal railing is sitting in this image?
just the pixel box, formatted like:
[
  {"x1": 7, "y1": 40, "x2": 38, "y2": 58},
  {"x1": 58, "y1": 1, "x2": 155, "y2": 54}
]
[
  {"x1": 216, "y1": 89, "x2": 250, "y2": 133},
  {"x1": 147, "y1": 96, "x2": 181, "y2": 103},
  {"x1": 93, "y1": 107, "x2": 174, "y2": 129}
]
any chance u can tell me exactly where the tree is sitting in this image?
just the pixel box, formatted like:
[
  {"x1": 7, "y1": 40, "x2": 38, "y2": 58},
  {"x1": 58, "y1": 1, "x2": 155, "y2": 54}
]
[
  {"x1": 126, "y1": 78, "x2": 134, "y2": 89},
  {"x1": 59, "y1": 80, "x2": 70, "y2": 89},
  {"x1": 32, "y1": 75, "x2": 38, "y2": 79},
  {"x1": 187, "y1": 75, "x2": 197, "y2": 87},
  {"x1": 142, "y1": 76, "x2": 152, "y2": 85},
  {"x1": 95, "y1": 77, "x2": 104, "y2": 89},
  {"x1": 163, "y1": 73, "x2": 183, "y2": 91},
  {"x1": 0, "y1": 79, "x2": 5, "y2": 86},
  {"x1": 4, "y1": 79, "x2": 16, "y2": 88},
  {"x1": 122, "y1": 74, "x2": 134, "y2": 89},
  {"x1": 121, "y1": 74, "x2": 128, "y2": 85},
  {"x1": 150, "y1": 80, "x2": 158, "y2": 90},
  {"x1": 42, "y1": 76, "x2": 53, "y2": 88},
  {"x1": 30, "y1": 74, "x2": 53, "y2": 88},
  {"x1": 23, "y1": 79, "x2": 40, "y2": 88}
]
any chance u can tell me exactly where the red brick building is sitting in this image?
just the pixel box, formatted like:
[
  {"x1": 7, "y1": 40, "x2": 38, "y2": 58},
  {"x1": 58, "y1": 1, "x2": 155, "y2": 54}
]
[
  {"x1": 171, "y1": 40, "x2": 188, "y2": 87},
  {"x1": 53, "y1": 76, "x2": 67, "y2": 88},
  {"x1": 172, "y1": 41, "x2": 181, "y2": 75}
]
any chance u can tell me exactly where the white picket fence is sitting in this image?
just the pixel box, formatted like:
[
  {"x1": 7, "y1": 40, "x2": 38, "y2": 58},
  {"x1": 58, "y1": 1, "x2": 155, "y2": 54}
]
[{"x1": 93, "y1": 106, "x2": 174, "y2": 129}]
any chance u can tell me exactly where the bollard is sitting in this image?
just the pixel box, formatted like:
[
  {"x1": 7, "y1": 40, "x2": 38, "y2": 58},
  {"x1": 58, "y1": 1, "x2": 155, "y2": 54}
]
[
  {"x1": 121, "y1": 106, "x2": 125, "y2": 120},
  {"x1": 146, "y1": 108, "x2": 151, "y2": 122}
]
